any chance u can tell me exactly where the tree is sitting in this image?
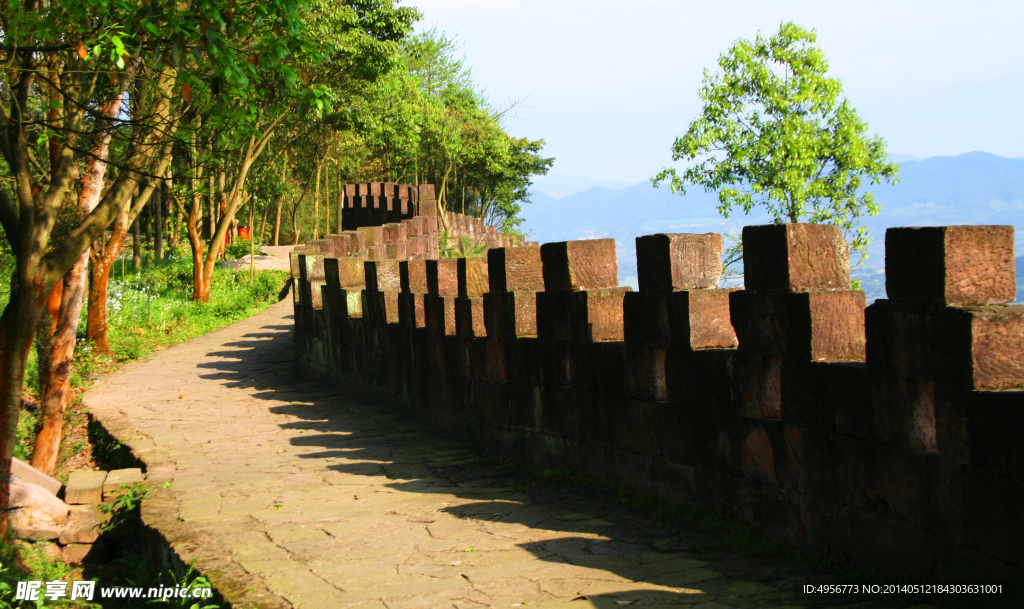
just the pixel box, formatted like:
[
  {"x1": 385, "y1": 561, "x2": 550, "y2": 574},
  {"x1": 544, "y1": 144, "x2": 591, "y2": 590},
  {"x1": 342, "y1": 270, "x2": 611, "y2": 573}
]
[{"x1": 653, "y1": 22, "x2": 898, "y2": 262}]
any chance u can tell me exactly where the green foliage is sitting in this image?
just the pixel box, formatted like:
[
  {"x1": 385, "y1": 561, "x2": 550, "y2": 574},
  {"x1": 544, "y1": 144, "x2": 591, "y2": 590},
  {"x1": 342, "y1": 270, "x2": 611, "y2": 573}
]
[
  {"x1": 438, "y1": 233, "x2": 490, "y2": 259},
  {"x1": 13, "y1": 408, "x2": 37, "y2": 462},
  {"x1": 223, "y1": 238, "x2": 262, "y2": 261},
  {"x1": 654, "y1": 22, "x2": 898, "y2": 262},
  {"x1": 147, "y1": 563, "x2": 218, "y2": 609},
  {"x1": 99, "y1": 483, "x2": 151, "y2": 531}
]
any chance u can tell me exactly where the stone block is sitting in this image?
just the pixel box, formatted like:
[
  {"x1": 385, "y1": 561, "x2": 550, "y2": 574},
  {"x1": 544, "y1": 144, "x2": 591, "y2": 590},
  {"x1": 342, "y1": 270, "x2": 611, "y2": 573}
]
[
  {"x1": 382, "y1": 222, "x2": 406, "y2": 242},
  {"x1": 541, "y1": 239, "x2": 618, "y2": 291},
  {"x1": 866, "y1": 299, "x2": 1024, "y2": 390},
  {"x1": 363, "y1": 260, "x2": 402, "y2": 293},
  {"x1": 455, "y1": 297, "x2": 487, "y2": 338},
  {"x1": 418, "y1": 184, "x2": 435, "y2": 200},
  {"x1": 418, "y1": 199, "x2": 438, "y2": 218},
  {"x1": 323, "y1": 257, "x2": 365, "y2": 289},
  {"x1": 457, "y1": 257, "x2": 489, "y2": 298},
  {"x1": 483, "y1": 291, "x2": 538, "y2": 338},
  {"x1": 400, "y1": 260, "x2": 429, "y2": 293},
  {"x1": 742, "y1": 223, "x2": 850, "y2": 292},
  {"x1": 536, "y1": 291, "x2": 573, "y2": 341},
  {"x1": 885, "y1": 225, "x2": 1016, "y2": 306},
  {"x1": 358, "y1": 225, "x2": 384, "y2": 247},
  {"x1": 731, "y1": 290, "x2": 866, "y2": 361},
  {"x1": 62, "y1": 542, "x2": 103, "y2": 565},
  {"x1": 731, "y1": 352, "x2": 782, "y2": 419},
  {"x1": 425, "y1": 295, "x2": 456, "y2": 335},
  {"x1": 12, "y1": 458, "x2": 61, "y2": 496},
  {"x1": 427, "y1": 259, "x2": 459, "y2": 296},
  {"x1": 636, "y1": 232, "x2": 723, "y2": 291},
  {"x1": 624, "y1": 289, "x2": 737, "y2": 349},
  {"x1": 65, "y1": 470, "x2": 107, "y2": 505},
  {"x1": 403, "y1": 217, "x2": 422, "y2": 237},
  {"x1": 664, "y1": 348, "x2": 733, "y2": 411},
  {"x1": 963, "y1": 467, "x2": 1024, "y2": 567},
  {"x1": 298, "y1": 253, "x2": 328, "y2": 282},
  {"x1": 623, "y1": 345, "x2": 667, "y2": 401},
  {"x1": 59, "y1": 505, "x2": 109, "y2": 543},
  {"x1": 102, "y1": 468, "x2": 143, "y2": 499},
  {"x1": 488, "y1": 246, "x2": 544, "y2": 292},
  {"x1": 383, "y1": 241, "x2": 408, "y2": 260},
  {"x1": 570, "y1": 287, "x2": 631, "y2": 342},
  {"x1": 309, "y1": 238, "x2": 334, "y2": 255},
  {"x1": 398, "y1": 292, "x2": 426, "y2": 328}
]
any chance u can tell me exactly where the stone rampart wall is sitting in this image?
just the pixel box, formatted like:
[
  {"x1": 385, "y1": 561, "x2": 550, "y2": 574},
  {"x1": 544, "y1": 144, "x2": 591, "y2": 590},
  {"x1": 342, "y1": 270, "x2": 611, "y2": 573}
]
[{"x1": 291, "y1": 222, "x2": 1023, "y2": 597}]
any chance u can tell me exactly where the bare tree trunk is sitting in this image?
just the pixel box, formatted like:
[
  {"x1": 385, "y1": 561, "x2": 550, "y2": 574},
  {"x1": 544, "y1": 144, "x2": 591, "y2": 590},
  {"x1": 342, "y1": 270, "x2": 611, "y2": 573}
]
[
  {"x1": 154, "y1": 185, "x2": 163, "y2": 259},
  {"x1": 32, "y1": 86, "x2": 127, "y2": 474},
  {"x1": 313, "y1": 163, "x2": 321, "y2": 240},
  {"x1": 273, "y1": 151, "x2": 288, "y2": 246},
  {"x1": 132, "y1": 205, "x2": 141, "y2": 270},
  {"x1": 335, "y1": 162, "x2": 343, "y2": 233}
]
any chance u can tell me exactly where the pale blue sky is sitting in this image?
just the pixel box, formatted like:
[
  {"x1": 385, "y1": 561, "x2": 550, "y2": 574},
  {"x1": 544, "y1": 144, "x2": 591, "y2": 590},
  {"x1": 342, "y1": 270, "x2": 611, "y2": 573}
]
[{"x1": 409, "y1": 0, "x2": 1024, "y2": 182}]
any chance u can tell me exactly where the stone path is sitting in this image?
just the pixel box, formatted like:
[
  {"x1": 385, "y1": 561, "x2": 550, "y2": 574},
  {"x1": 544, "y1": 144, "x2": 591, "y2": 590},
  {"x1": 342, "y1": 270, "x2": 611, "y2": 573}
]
[{"x1": 85, "y1": 299, "x2": 933, "y2": 609}]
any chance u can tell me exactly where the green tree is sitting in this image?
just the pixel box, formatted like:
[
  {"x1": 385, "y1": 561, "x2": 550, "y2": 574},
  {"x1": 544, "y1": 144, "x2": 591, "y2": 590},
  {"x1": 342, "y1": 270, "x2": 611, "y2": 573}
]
[{"x1": 653, "y1": 21, "x2": 898, "y2": 261}]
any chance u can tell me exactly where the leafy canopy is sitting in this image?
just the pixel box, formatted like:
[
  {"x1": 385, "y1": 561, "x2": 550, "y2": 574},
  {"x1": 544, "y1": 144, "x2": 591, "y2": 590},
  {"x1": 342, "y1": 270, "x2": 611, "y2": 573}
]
[{"x1": 653, "y1": 22, "x2": 898, "y2": 258}]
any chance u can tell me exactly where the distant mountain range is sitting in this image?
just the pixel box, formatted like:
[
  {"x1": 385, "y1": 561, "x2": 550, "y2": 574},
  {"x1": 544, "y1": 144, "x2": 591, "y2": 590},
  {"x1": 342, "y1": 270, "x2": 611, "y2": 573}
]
[{"x1": 521, "y1": 152, "x2": 1024, "y2": 302}]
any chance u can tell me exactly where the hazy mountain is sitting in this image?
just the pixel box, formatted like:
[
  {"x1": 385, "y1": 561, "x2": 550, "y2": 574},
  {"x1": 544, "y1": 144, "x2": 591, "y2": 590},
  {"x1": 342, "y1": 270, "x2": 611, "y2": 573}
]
[
  {"x1": 530, "y1": 174, "x2": 637, "y2": 199},
  {"x1": 520, "y1": 152, "x2": 1024, "y2": 300}
]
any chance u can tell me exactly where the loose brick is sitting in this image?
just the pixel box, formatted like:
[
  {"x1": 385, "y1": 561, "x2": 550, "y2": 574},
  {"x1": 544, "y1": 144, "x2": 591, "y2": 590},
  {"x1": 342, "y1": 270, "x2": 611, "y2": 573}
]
[
  {"x1": 636, "y1": 233, "x2": 723, "y2": 291},
  {"x1": 742, "y1": 224, "x2": 850, "y2": 292},
  {"x1": 885, "y1": 225, "x2": 1016, "y2": 306},
  {"x1": 426, "y1": 259, "x2": 459, "y2": 297},
  {"x1": 65, "y1": 470, "x2": 107, "y2": 505},
  {"x1": 103, "y1": 468, "x2": 143, "y2": 499},
  {"x1": 541, "y1": 239, "x2": 619, "y2": 292},
  {"x1": 457, "y1": 257, "x2": 489, "y2": 298}
]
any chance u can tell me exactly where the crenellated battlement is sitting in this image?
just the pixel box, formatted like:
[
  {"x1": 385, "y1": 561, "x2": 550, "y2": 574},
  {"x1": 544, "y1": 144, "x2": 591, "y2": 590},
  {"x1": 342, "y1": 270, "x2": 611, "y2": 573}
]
[{"x1": 290, "y1": 222, "x2": 1023, "y2": 598}]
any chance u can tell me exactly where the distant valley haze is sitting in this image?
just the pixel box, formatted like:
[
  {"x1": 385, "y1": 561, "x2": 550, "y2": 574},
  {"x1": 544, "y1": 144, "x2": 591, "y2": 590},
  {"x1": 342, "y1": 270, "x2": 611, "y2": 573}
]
[{"x1": 521, "y1": 152, "x2": 1024, "y2": 303}]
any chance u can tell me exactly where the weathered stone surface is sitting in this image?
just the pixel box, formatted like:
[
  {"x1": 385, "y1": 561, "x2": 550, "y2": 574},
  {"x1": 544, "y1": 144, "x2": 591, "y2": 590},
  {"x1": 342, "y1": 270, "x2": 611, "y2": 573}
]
[
  {"x1": 866, "y1": 299, "x2": 1024, "y2": 390},
  {"x1": 399, "y1": 260, "x2": 429, "y2": 293},
  {"x1": 357, "y1": 225, "x2": 384, "y2": 247},
  {"x1": 59, "y1": 505, "x2": 109, "y2": 544},
  {"x1": 381, "y1": 222, "x2": 406, "y2": 243},
  {"x1": 624, "y1": 290, "x2": 738, "y2": 349},
  {"x1": 298, "y1": 253, "x2": 328, "y2": 282},
  {"x1": 65, "y1": 470, "x2": 107, "y2": 505},
  {"x1": 455, "y1": 297, "x2": 487, "y2": 338},
  {"x1": 426, "y1": 259, "x2": 459, "y2": 297},
  {"x1": 636, "y1": 233, "x2": 723, "y2": 292},
  {"x1": 743, "y1": 224, "x2": 850, "y2": 292},
  {"x1": 9, "y1": 476, "x2": 70, "y2": 540},
  {"x1": 363, "y1": 260, "x2": 401, "y2": 293},
  {"x1": 398, "y1": 292, "x2": 426, "y2": 328},
  {"x1": 569, "y1": 287, "x2": 632, "y2": 342},
  {"x1": 488, "y1": 246, "x2": 544, "y2": 293},
  {"x1": 12, "y1": 457, "x2": 61, "y2": 496},
  {"x1": 425, "y1": 295, "x2": 457, "y2": 335},
  {"x1": 62, "y1": 542, "x2": 103, "y2": 565},
  {"x1": 483, "y1": 291, "x2": 538, "y2": 338},
  {"x1": 103, "y1": 468, "x2": 144, "y2": 499},
  {"x1": 323, "y1": 257, "x2": 365, "y2": 289},
  {"x1": 541, "y1": 239, "x2": 619, "y2": 292},
  {"x1": 731, "y1": 290, "x2": 866, "y2": 361},
  {"x1": 457, "y1": 257, "x2": 489, "y2": 298},
  {"x1": 885, "y1": 225, "x2": 1016, "y2": 306}
]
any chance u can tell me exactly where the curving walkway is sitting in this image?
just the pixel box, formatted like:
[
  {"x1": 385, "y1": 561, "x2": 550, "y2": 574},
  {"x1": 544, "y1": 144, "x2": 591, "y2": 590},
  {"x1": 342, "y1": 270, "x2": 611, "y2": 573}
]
[{"x1": 85, "y1": 298, "x2": 928, "y2": 609}]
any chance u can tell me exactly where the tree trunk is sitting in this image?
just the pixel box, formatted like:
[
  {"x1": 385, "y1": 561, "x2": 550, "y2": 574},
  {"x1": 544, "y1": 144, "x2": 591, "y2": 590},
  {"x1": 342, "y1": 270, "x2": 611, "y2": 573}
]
[
  {"x1": 45, "y1": 282, "x2": 62, "y2": 337},
  {"x1": 85, "y1": 219, "x2": 129, "y2": 354},
  {"x1": 273, "y1": 197, "x2": 284, "y2": 246},
  {"x1": 154, "y1": 185, "x2": 163, "y2": 259},
  {"x1": 336, "y1": 162, "x2": 343, "y2": 232},
  {"x1": 0, "y1": 282, "x2": 49, "y2": 534},
  {"x1": 30, "y1": 252, "x2": 87, "y2": 474},
  {"x1": 132, "y1": 207, "x2": 141, "y2": 270},
  {"x1": 313, "y1": 163, "x2": 321, "y2": 240}
]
